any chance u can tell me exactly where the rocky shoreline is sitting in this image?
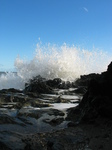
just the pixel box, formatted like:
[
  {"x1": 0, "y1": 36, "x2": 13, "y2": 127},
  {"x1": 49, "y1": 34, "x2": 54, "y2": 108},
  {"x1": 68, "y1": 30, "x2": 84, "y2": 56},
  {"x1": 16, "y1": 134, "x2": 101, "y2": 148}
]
[{"x1": 0, "y1": 62, "x2": 112, "y2": 149}]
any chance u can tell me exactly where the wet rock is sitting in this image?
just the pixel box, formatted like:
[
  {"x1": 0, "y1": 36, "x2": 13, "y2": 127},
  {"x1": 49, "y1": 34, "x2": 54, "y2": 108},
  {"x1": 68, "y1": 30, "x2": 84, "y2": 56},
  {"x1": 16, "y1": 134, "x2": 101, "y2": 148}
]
[
  {"x1": 0, "y1": 114, "x2": 17, "y2": 124},
  {"x1": 24, "y1": 75, "x2": 78, "y2": 95},
  {"x1": 24, "y1": 92, "x2": 40, "y2": 98},
  {"x1": 30, "y1": 101, "x2": 50, "y2": 108},
  {"x1": 54, "y1": 96, "x2": 71, "y2": 103},
  {"x1": 24, "y1": 76, "x2": 53, "y2": 94},
  {"x1": 47, "y1": 109, "x2": 65, "y2": 116},
  {"x1": 72, "y1": 86, "x2": 87, "y2": 95},
  {"x1": 46, "y1": 78, "x2": 75, "y2": 89},
  {"x1": 46, "y1": 78, "x2": 62, "y2": 88},
  {"x1": 43, "y1": 118, "x2": 64, "y2": 126},
  {"x1": 21, "y1": 98, "x2": 51, "y2": 108},
  {"x1": 0, "y1": 131, "x2": 26, "y2": 150},
  {"x1": 13, "y1": 102, "x2": 23, "y2": 109},
  {"x1": 17, "y1": 108, "x2": 41, "y2": 119}
]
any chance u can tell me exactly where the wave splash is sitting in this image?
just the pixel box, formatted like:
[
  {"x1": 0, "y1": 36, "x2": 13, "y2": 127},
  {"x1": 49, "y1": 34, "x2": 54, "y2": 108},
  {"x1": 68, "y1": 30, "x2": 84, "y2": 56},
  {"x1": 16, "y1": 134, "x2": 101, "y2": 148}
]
[{"x1": 0, "y1": 43, "x2": 112, "y2": 89}]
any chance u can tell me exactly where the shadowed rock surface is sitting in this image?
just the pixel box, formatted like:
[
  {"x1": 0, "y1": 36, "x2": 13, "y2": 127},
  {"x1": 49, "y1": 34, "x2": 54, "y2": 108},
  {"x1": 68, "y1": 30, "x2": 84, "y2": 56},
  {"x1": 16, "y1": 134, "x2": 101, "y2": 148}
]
[{"x1": 79, "y1": 61, "x2": 112, "y2": 121}]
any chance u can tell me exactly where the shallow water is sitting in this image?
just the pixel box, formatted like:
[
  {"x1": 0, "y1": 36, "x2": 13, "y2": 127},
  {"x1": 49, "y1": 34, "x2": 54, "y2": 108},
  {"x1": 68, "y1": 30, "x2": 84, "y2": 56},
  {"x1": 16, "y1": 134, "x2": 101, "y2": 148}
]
[{"x1": 0, "y1": 92, "x2": 79, "y2": 134}]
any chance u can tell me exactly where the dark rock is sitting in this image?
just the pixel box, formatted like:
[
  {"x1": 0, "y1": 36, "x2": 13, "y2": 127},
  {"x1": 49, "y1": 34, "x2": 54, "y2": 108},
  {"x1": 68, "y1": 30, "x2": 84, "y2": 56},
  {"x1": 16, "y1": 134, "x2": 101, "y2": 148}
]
[
  {"x1": 24, "y1": 76, "x2": 53, "y2": 94},
  {"x1": 66, "y1": 106, "x2": 81, "y2": 123},
  {"x1": 17, "y1": 108, "x2": 41, "y2": 119},
  {"x1": 47, "y1": 78, "x2": 74, "y2": 89},
  {"x1": 47, "y1": 140, "x2": 64, "y2": 150},
  {"x1": 43, "y1": 118, "x2": 64, "y2": 126},
  {"x1": 66, "y1": 61, "x2": 112, "y2": 123},
  {"x1": 0, "y1": 114, "x2": 17, "y2": 124},
  {"x1": 24, "y1": 92, "x2": 40, "y2": 98},
  {"x1": 0, "y1": 88, "x2": 22, "y2": 94},
  {"x1": 67, "y1": 121, "x2": 76, "y2": 127},
  {"x1": 58, "y1": 81, "x2": 73, "y2": 89},
  {"x1": 73, "y1": 86, "x2": 87, "y2": 94},
  {"x1": 78, "y1": 61, "x2": 112, "y2": 121},
  {"x1": 107, "y1": 61, "x2": 112, "y2": 73},
  {"x1": 47, "y1": 109, "x2": 65, "y2": 116},
  {"x1": 0, "y1": 141, "x2": 11, "y2": 150},
  {"x1": 75, "y1": 73, "x2": 100, "y2": 86},
  {"x1": 46, "y1": 78, "x2": 62, "y2": 88},
  {"x1": 24, "y1": 75, "x2": 78, "y2": 93}
]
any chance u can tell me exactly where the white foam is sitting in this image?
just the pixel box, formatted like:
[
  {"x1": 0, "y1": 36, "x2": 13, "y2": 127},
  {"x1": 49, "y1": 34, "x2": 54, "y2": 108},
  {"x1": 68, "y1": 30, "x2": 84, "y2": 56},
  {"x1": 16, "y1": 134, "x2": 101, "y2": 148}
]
[
  {"x1": 0, "y1": 43, "x2": 112, "y2": 90},
  {"x1": 15, "y1": 43, "x2": 112, "y2": 80},
  {"x1": 51, "y1": 103, "x2": 78, "y2": 111}
]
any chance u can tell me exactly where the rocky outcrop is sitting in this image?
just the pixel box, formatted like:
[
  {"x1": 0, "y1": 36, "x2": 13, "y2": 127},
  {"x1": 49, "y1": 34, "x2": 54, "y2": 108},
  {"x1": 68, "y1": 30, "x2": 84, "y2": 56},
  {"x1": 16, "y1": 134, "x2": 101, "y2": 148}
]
[
  {"x1": 47, "y1": 79, "x2": 75, "y2": 89},
  {"x1": 77, "y1": 61, "x2": 112, "y2": 121},
  {"x1": 75, "y1": 73, "x2": 100, "y2": 86},
  {"x1": 24, "y1": 76, "x2": 77, "y2": 94},
  {"x1": 24, "y1": 76, "x2": 53, "y2": 94}
]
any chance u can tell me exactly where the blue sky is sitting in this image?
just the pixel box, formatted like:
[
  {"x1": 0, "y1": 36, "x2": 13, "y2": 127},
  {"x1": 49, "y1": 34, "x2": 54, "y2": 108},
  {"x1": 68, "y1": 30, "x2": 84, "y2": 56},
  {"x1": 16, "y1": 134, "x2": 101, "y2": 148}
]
[{"x1": 0, "y1": 0, "x2": 112, "y2": 71}]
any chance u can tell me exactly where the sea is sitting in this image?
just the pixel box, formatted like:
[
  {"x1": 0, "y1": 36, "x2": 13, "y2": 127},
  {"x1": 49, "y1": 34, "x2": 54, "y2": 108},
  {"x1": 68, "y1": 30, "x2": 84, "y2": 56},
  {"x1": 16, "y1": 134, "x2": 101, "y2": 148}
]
[{"x1": 0, "y1": 43, "x2": 112, "y2": 90}]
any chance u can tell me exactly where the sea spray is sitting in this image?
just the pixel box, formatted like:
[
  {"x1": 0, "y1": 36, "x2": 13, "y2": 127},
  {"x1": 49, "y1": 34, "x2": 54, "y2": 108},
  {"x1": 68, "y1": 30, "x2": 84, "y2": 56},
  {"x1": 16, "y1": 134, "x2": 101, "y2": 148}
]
[
  {"x1": 0, "y1": 43, "x2": 112, "y2": 90},
  {"x1": 15, "y1": 43, "x2": 112, "y2": 80},
  {"x1": 0, "y1": 72, "x2": 24, "y2": 90}
]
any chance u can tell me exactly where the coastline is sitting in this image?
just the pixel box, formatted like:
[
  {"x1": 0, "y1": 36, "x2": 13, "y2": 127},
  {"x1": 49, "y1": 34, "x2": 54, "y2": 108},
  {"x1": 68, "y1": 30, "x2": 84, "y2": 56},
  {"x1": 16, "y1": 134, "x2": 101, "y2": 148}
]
[{"x1": 0, "y1": 62, "x2": 112, "y2": 149}]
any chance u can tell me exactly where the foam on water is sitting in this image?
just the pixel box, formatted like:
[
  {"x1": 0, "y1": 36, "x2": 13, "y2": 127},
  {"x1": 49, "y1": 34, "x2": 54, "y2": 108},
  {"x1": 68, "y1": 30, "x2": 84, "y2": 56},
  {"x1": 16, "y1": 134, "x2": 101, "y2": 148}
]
[{"x1": 0, "y1": 43, "x2": 112, "y2": 90}]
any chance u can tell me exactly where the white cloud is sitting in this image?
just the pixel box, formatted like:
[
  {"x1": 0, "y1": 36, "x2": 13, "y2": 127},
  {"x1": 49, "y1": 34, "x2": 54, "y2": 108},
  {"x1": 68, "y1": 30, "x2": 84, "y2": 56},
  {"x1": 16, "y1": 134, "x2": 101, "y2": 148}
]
[{"x1": 83, "y1": 7, "x2": 88, "y2": 12}]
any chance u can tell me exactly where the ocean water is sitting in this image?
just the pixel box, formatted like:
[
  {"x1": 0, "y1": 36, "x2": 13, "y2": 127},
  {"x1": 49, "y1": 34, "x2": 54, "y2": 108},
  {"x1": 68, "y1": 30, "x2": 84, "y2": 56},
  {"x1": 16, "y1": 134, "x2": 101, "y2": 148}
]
[{"x1": 0, "y1": 43, "x2": 112, "y2": 90}]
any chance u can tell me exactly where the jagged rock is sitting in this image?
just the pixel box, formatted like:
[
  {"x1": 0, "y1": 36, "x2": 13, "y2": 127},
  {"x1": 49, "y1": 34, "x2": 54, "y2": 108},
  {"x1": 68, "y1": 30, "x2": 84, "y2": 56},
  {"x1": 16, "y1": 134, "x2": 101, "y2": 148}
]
[
  {"x1": 24, "y1": 76, "x2": 77, "y2": 93},
  {"x1": 78, "y1": 61, "x2": 112, "y2": 121},
  {"x1": 67, "y1": 61, "x2": 112, "y2": 123},
  {"x1": 46, "y1": 78, "x2": 62, "y2": 88},
  {"x1": 75, "y1": 73, "x2": 100, "y2": 86},
  {"x1": 24, "y1": 76, "x2": 53, "y2": 94}
]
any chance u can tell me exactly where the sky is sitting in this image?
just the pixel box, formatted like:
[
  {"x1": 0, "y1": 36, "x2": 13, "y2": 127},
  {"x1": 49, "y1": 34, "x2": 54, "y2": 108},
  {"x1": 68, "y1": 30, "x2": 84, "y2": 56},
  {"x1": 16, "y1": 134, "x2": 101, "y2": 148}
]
[{"x1": 0, "y1": 0, "x2": 112, "y2": 71}]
